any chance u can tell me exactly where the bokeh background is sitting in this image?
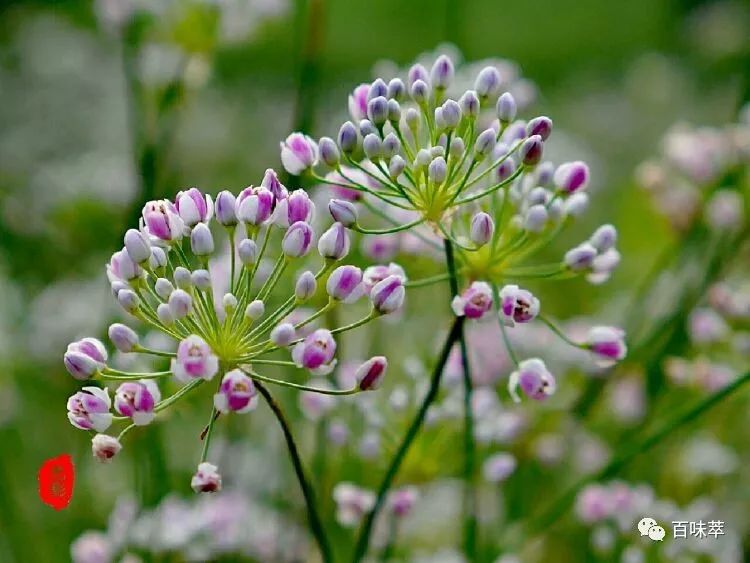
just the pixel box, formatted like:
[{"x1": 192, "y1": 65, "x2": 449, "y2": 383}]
[{"x1": 1, "y1": 0, "x2": 749, "y2": 561}]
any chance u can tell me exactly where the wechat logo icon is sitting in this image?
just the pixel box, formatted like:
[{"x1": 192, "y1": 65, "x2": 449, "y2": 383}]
[{"x1": 638, "y1": 517, "x2": 666, "y2": 542}]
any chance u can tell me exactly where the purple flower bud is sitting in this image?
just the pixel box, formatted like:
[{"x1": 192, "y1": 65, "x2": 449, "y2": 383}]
[
  {"x1": 292, "y1": 329, "x2": 337, "y2": 374},
  {"x1": 319, "y1": 136, "x2": 340, "y2": 167},
  {"x1": 382, "y1": 132, "x2": 400, "y2": 159},
  {"x1": 348, "y1": 83, "x2": 369, "y2": 121},
  {"x1": 387, "y1": 78, "x2": 405, "y2": 99},
  {"x1": 588, "y1": 248, "x2": 621, "y2": 285},
  {"x1": 387, "y1": 99, "x2": 401, "y2": 122},
  {"x1": 483, "y1": 453, "x2": 517, "y2": 483},
  {"x1": 356, "y1": 356, "x2": 387, "y2": 390},
  {"x1": 389, "y1": 155, "x2": 406, "y2": 179},
  {"x1": 367, "y1": 78, "x2": 388, "y2": 101},
  {"x1": 526, "y1": 116, "x2": 553, "y2": 141},
  {"x1": 450, "y1": 136, "x2": 466, "y2": 158},
  {"x1": 585, "y1": 327, "x2": 627, "y2": 367},
  {"x1": 338, "y1": 121, "x2": 359, "y2": 154},
  {"x1": 238, "y1": 238, "x2": 258, "y2": 266},
  {"x1": 261, "y1": 168, "x2": 289, "y2": 202},
  {"x1": 363, "y1": 133, "x2": 382, "y2": 160},
  {"x1": 271, "y1": 323, "x2": 297, "y2": 347},
  {"x1": 410, "y1": 79, "x2": 430, "y2": 105},
  {"x1": 275, "y1": 189, "x2": 314, "y2": 228},
  {"x1": 474, "y1": 128, "x2": 497, "y2": 160},
  {"x1": 363, "y1": 262, "x2": 407, "y2": 292},
  {"x1": 191, "y1": 462, "x2": 222, "y2": 493},
  {"x1": 496, "y1": 92, "x2": 517, "y2": 123},
  {"x1": 470, "y1": 212, "x2": 494, "y2": 246},
  {"x1": 536, "y1": 161, "x2": 555, "y2": 187},
  {"x1": 564, "y1": 243, "x2": 597, "y2": 271},
  {"x1": 389, "y1": 486, "x2": 419, "y2": 517},
  {"x1": 441, "y1": 100, "x2": 461, "y2": 129},
  {"x1": 64, "y1": 337, "x2": 108, "y2": 380},
  {"x1": 430, "y1": 54, "x2": 454, "y2": 90},
  {"x1": 168, "y1": 289, "x2": 193, "y2": 319},
  {"x1": 508, "y1": 358, "x2": 555, "y2": 402},
  {"x1": 124, "y1": 229, "x2": 151, "y2": 264},
  {"x1": 451, "y1": 281, "x2": 494, "y2": 319},
  {"x1": 428, "y1": 157, "x2": 447, "y2": 184},
  {"x1": 215, "y1": 190, "x2": 238, "y2": 227},
  {"x1": 171, "y1": 335, "x2": 219, "y2": 382},
  {"x1": 318, "y1": 222, "x2": 351, "y2": 260},
  {"x1": 67, "y1": 387, "x2": 112, "y2": 432},
  {"x1": 149, "y1": 247, "x2": 167, "y2": 271},
  {"x1": 475, "y1": 65, "x2": 501, "y2": 99},
  {"x1": 280, "y1": 132, "x2": 319, "y2": 175},
  {"x1": 110, "y1": 280, "x2": 128, "y2": 299},
  {"x1": 114, "y1": 380, "x2": 160, "y2": 425},
  {"x1": 108, "y1": 323, "x2": 138, "y2": 353},
  {"x1": 175, "y1": 187, "x2": 213, "y2": 227},
  {"x1": 141, "y1": 199, "x2": 184, "y2": 242},
  {"x1": 589, "y1": 224, "x2": 617, "y2": 252},
  {"x1": 520, "y1": 135, "x2": 544, "y2": 166},
  {"x1": 524, "y1": 204, "x2": 549, "y2": 232},
  {"x1": 407, "y1": 63, "x2": 429, "y2": 88},
  {"x1": 157, "y1": 303, "x2": 174, "y2": 325},
  {"x1": 245, "y1": 299, "x2": 265, "y2": 320},
  {"x1": 191, "y1": 269, "x2": 211, "y2": 291},
  {"x1": 370, "y1": 275, "x2": 405, "y2": 314},
  {"x1": 214, "y1": 369, "x2": 257, "y2": 414},
  {"x1": 459, "y1": 90, "x2": 480, "y2": 118},
  {"x1": 326, "y1": 265, "x2": 363, "y2": 301},
  {"x1": 367, "y1": 96, "x2": 388, "y2": 126},
  {"x1": 499, "y1": 284, "x2": 540, "y2": 326},
  {"x1": 295, "y1": 270, "x2": 317, "y2": 301},
  {"x1": 109, "y1": 248, "x2": 142, "y2": 282},
  {"x1": 495, "y1": 157, "x2": 517, "y2": 183},
  {"x1": 328, "y1": 199, "x2": 358, "y2": 227},
  {"x1": 565, "y1": 192, "x2": 589, "y2": 217},
  {"x1": 237, "y1": 186, "x2": 274, "y2": 226},
  {"x1": 282, "y1": 221, "x2": 314, "y2": 258},
  {"x1": 554, "y1": 161, "x2": 590, "y2": 194},
  {"x1": 333, "y1": 482, "x2": 376, "y2": 527},
  {"x1": 190, "y1": 223, "x2": 214, "y2": 256},
  {"x1": 173, "y1": 266, "x2": 192, "y2": 289},
  {"x1": 91, "y1": 434, "x2": 121, "y2": 463},
  {"x1": 117, "y1": 289, "x2": 140, "y2": 313}
]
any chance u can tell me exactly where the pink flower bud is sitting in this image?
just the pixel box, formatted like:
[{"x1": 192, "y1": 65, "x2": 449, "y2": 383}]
[
  {"x1": 451, "y1": 281, "x2": 493, "y2": 319},
  {"x1": 215, "y1": 190, "x2": 238, "y2": 226},
  {"x1": 564, "y1": 243, "x2": 597, "y2": 271},
  {"x1": 213, "y1": 369, "x2": 257, "y2": 414},
  {"x1": 295, "y1": 270, "x2": 317, "y2": 301},
  {"x1": 589, "y1": 224, "x2": 617, "y2": 252},
  {"x1": 168, "y1": 288, "x2": 193, "y2": 319},
  {"x1": 67, "y1": 387, "x2": 112, "y2": 432},
  {"x1": 362, "y1": 263, "x2": 407, "y2": 292},
  {"x1": 475, "y1": 66, "x2": 501, "y2": 99},
  {"x1": 114, "y1": 380, "x2": 160, "y2": 425},
  {"x1": 348, "y1": 83, "x2": 370, "y2": 121},
  {"x1": 91, "y1": 434, "x2": 122, "y2": 463},
  {"x1": 175, "y1": 187, "x2": 213, "y2": 227},
  {"x1": 388, "y1": 486, "x2": 419, "y2": 517},
  {"x1": 499, "y1": 284, "x2": 540, "y2": 326},
  {"x1": 274, "y1": 189, "x2": 314, "y2": 228},
  {"x1": 191, "y1": 462, "x2": 222, "y2": 493},
  {"x1": 108, "y1": 323, "x2": 138, "y2": 353},
  {"x1": 236, "y1": 186, "x2": 274, "y2": 226},
  {"x1": 123, "y1": 229, "x2": 151, "y2": 264},
  {"x1": 65, "y1": 338, "x2": 108, "y2": 380},
  {"x1": 554, "y1": 161, "x2": 590, "y2": 194},
  {"x1": 326, "y1": 265, "x2": 363, "y2": 301},
  {"x1": 292, "y1": 329, "x2": 337, "y2": 375},
  {"x1": 270, "y1": 323, "x2": 296, "y2": 346},
  {"x1": 430, "y1": 54, "x2": 454, "y2": 90},
  {"x1": 356, "y1": 356, "x2": 388, "y2": 390},
  {"x1": 585, "y1": 327, "x2": 627, "y2": 367},
  {"x1": 170, "y1": 335, "x2": 219, "y2": 382},
  {"x1": 526, "y1": 116, "x2": 553, "y2": 140},
  {"x1": 508, "y1": 358, "x2": 555, "y2": 402},
  {"x1": 318, "y1": 222, "x2": 351, "y2": 260},
  {"x1": 108, "y1": 248, "x2": 142, "y2": 281},
  {"x1": 141, "y1": 199, "x2": 184, "y2": 242},
  {"x1": 328, "y1": 199, "x2": 358, "y2": 227},
  {"x1": 190, "y1": 222, "x2": 214, "y2": 256},
  {"x1": 520, "y1": 135, "x2": 544, "y2": 166},
  {"x1": 496, "y1": 92, "x2": 517, "y2": 123},
  {"x1": 261, "y1": 168, "x2": 289, "y2": 202},
  {"x1": 280, "y1": 132, "x2": 319, "y2": 175},
  {"x1": 282, "y1": 221, "x2": 314, "y2": 258},
  {"x1": 370, "y1": 275, "x2": 405, "y2": 314},
  {"x1": 470, "y1": 212, "x2": 494, "y2": 246}
]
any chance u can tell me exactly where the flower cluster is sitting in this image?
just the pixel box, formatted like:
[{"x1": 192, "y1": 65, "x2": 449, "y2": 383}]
[{"x1": 63, "y1": 172, "x2": 403, "y2": 489}]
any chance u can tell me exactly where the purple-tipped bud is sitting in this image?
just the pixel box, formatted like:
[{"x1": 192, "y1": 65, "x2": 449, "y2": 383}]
[
  {"x1": 565, "y1": 192, "x2": 589, "y2": 217},
  {"x1": 173, "y1": 266, "x2": 192, "y2": 289},
  {"x1": 109, "y1": 248, "x2": 142, "y2": 282},
  {"x1": 92, "y1": 434, "x2": 121, "y2": 463},
  {"x1": 367, "y1": 78, "x2": 388, "y2": 101},
  {"x1": 319, "y1": 136, "x2": 340, "y2": 167},
  {"x1": 214, "y1": 369, "x2": 257, "y2": 414},
  {"x1": 367, "y1": 96, "x2": 388, "y2": 126},
  {"x1": 356, "y1": 356, "x2": 388, "y2": 390},
  {"x1": 270, "y1": 323, "x2": 297, "y2": 347},
  {"x1": 508, "y1": 358, "x2": 555, "y2": 402},
  {"x1": 124, "y1": 229, "x2": 151, "y2": 264},
  {"x1": 470, "y1": 212, "x2": 494, "y2": 246},
  {"x1": 441, "y1": 100, "x2": 461, "y2": 129},
  {"x1": 168, "y1": 289, "x2": 192, "y2": 319},
  {"x1": 175, "y1": 187, "x2": 213, "y2": 227},
  {"x1": 191, "y1": 269, "x2": 211, "y2": 291},
  {"x1": 428, "y1": 157, "x2": 447, "y2": 184},
  {"x1": 214, "y1": 190, "x2": 238, "y2": 227},
  {"x1": 108, "y1": 323, "x2": 138, "y2": 353},
  {"x1": 430, "y1": 54, "x2": 454, "y2": 90},
  {"x1": 474, "y1": 128, "x2": 497, "y2": 160},
  {"x1": 67, "y1": 387, "x2": 112, "y2": 432},
  {"x1": 387, "y1": 78, "x2": 405, "y2": 100},
  {"x1": 171, "y1": 335, "x2": 219, "y2": 382},
  {"x1": 282, "y1": 221, "x2": 314, "y2": 258},
  {"x1": 496, "y1": 157, "x2": 517, "y2": 183},
  {"x1": 526, "y1": 116, "x2": 553, "y2": 141},
  {"x1": 564, "y1": 243, "x2": 597, "y2": 271},
  {"x1": 64, "y1": 338, "x2": 108, "y2": 380},
  {"x1": 589, "y1": 224, "x2": 617, "y2": 252},
  {"x1": 280, "y1": 132, "x2": 319, "y2": 175},
  {"x1": 524, "y1": 204, "x2": 549, "y2": 232},
  {"x1": 348, "y1": 83, "x2": 369, "y2": 121},
  {"x1": 499, "y1": 284, "x2": 540, "y2": 326},
  {"x1": 141, "y1": 200, "x2": 184, "y2": 242},
  {"x1": 191, "y1": 462, "x2": 222, "y2": 493},
  {"x1": 451, "y1": 281, "x2": 493, "y2": 319},
  {"x1": 585, "y1": 327, "x2": 627, "y2": 367},
  {"x1": 275, "y1": 189, "x2": 314, "y2": 228},
  {"x1": 329, "y1": 199, "x2": 358, "y2": 227},
  {"x1": 536, "y1": 161, "x2": 555, "y2": 187},
  {"x1": 382, "y1": 133, "x2": 401, "y2": 159},
  {"x1": 520, "y1": 135, "x2": 544, "y2": 166},
  {"x1": 363, "y1": 133, "x2": 382, "y2": 160},
  {"x1": 318, "y1": 222, "x2": 351, "y2": 260},
  {"x1": 292, "y1": 329, "x2": 337, "y2": 374},
  {"x1": 496, "y1": 92, "x2": 517, "y2": 123},
  {"x1": 237, "y1": 186, "x2": 274, "y2": 226},
  {"x1": 387, "y1": 99, "x2": 401, "y2": 122},
  {"x1": 190, "y1": 223, "x2": 214, "y2": 256},
  {"x1": 338, "y1": 121, "x2": 359, "y2": 154},
  {"x1": 389, "y1": 487, "x2": 419, "y2": 517},
  {"x1": 114, "y1": 380, "x2": 160, "y2": 426},
  {"x1": 410, "y1": 79, "x2": 430, "y2": 105},
  {"x1": 261, "y1": 168, "x2": 289, "y2": 201},
  {"x1": 117, "y1": 289, "x2": 140, "y2": 313},
  {"x1": 475, "y1": 66, "x2": 501, "y2": 99},
  {"x1": 527, "y1": 187, "x2": 549, "y2": 206},
  {"x1": 359, "y1": 119, "x2": 378, "y2": 138},
  {"x1": 407, "y1": 63, "x2": 429, "y2": 88},
  {"x1": 554, "y1": 161, "x2": 590, "y2": 194},
  {"x1": 370, "y1": 275, "x2": 405, "y2": 314},
  {"x1": 156, "y1": 303, "x2": 174, "y2": 325},
  {"x1": 458, "y1": 90, "x2": 480, "y2": 119},
  {"x1": 110, "y1": 280, "x2": 128, "y2": 298},
  {"x1": 238, "y1": 238, "x2": 258, "y2": 266},
  {"x1": 295, "y1": 270, "x2": 317, "y2": 301},
  {"x1": 149, "y1": 247, "x2": 167, "y2": 271},
  {"x1": 389, "y1": 155, "x2": 406, "y2": 179},
  {"x1": 326, "y1": 265, "x2": 363, "y2": 301},
  {"x1": 246, "y1": 299, "x2": 265, "y2": 320}
]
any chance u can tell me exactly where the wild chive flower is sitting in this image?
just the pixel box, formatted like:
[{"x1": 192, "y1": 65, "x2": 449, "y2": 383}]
[
  {"x1": 62, "y1": 170, "x2": 398, "y2": 492},
  {"x1": 451, "y1": 281, "x2": 493, "y2": 319},
  {"x1": 333, "y1": 482, "x2": 376, "y2": 527},
  {"x1": 91, "y1": 434, "x2": 122, "y2": 463},
  {"x1": 507, "y1": 358, "x2": 556, "y2": 402}
]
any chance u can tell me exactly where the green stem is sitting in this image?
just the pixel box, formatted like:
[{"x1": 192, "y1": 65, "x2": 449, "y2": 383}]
[
  {"x1": 154, "y1": 379, "x2": 204, "y2": 412},
  {"x1": 405, "y1": 273, "x2": 451, "y2": 288},
  {"x1": 243, "y1": 368, "x2": 358, "y2": 395},
  {"x1": 353, "y1": 218, "x2": 424, "y2": 235}
]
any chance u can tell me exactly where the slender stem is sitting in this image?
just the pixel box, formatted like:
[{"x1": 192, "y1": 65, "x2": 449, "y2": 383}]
[
  {"x1": 154, "y1": 379, "x2": 204, "y2": 412},
  {"x1": 243, "y1": 368, "x2": 358, "y2": 395},
  {"x1": 200, "y1": 407, "x2": 219, "y2": 462},
  {"x1": 134, "y1": 346, "x2": 176, "y2": 358},
  {"x1": 353, "y1": 218, "x2": 424, "y2": 235},
  {"x1": 102, "y1": 369, "x2": 172, "y2": 379},
  {"x1": 539, "y1": 315, "x2": 587, "y2": 350},
  {"x1": 254, "y1": 380, "x2": 334, "y2": 563},
  {"x1": 351, "y1": 315, "x2": 465, "y2": 562},
  {"x1": 405, "y1": 273, "x2": 451, "y2": 288}
]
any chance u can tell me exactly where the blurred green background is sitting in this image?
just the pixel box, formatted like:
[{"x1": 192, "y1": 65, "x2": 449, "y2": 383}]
[{"x1": 0, "y1": 0, "x2": 748, "y2": 561}]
